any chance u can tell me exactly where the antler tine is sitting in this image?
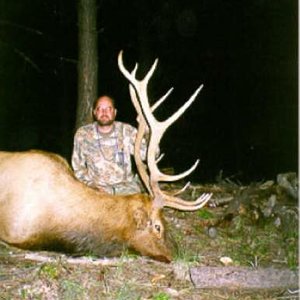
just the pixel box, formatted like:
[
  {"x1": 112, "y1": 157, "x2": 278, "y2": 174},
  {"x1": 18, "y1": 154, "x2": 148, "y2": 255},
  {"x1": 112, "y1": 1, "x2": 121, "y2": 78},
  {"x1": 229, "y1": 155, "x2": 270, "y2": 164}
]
[
  {"x1": 145, "y1": 86, "x2": 203, "y2": 183},
  {"x1": 164, "y1": 85, "x2": 203, "y2": 129},
  {"x1": 164, "y1": 193, "x2": 212, "y2": 211},
  {"x1": 118, "y1": 51, "x2": 159, "y2": 128},
  {"x1": 152, "y1": 87, "x2": 174, "y2": 112},
  {"x1": 118, "y1": 50, "x2": 158, "y2": 93},
  {"x1": 154, "y1": 159, "x2": 200, "y2": 182},
  {"x1": 172, "y1": 181, "x2": 191, "y2": 196},
  {"x1": 155, "y1": 153, "x2": 164, "y2": 164},
  {"x1": 118, "y1": 51, "x2": 172, "y2": 115}
]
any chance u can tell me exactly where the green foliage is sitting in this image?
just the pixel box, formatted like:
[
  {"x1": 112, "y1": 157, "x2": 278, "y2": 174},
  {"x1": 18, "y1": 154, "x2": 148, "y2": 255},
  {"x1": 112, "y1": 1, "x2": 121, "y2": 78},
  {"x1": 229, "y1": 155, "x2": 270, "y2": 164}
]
[
  {"x1": 152, "y1": 292, "x2": 170, "y2": 300},
  {"x1": 120, "y1": 248, "x2": 139, "y2": 260},
  {"x1": 196, "y1": 208, "x2": 215, "y2": 219},
  {"x1": 39, "y1": 263, "x2": 59, "y2": 279},
  {"x1": 284, "y1": 231, "x2": 298, "y2": 269},
  {"x1": 20, "y1": 288, "x2": 32, "y2": 300}
]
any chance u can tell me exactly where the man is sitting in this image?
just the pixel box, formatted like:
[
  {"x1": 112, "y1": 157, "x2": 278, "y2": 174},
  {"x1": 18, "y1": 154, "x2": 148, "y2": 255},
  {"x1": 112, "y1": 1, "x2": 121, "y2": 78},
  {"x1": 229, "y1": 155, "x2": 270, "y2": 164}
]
[{"x1": 72, "y1": 95, "x2": 147, "y2": 195}]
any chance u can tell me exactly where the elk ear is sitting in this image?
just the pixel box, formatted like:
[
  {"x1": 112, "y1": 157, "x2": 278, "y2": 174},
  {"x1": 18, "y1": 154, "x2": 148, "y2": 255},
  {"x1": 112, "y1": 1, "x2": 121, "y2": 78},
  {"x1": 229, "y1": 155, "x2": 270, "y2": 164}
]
[{"x1": 133, "y1": 208, "x2": 148, "y2": 230}]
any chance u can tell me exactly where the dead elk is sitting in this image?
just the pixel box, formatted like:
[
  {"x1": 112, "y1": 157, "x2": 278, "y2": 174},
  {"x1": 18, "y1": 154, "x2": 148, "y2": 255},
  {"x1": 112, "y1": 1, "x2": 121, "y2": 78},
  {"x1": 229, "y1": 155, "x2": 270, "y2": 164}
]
[
  {"x1": 0, "y1": 52, "x2": 211, "y2": 262},
  {"x1": 0, "y1": 150, "x2": 173, "y2": 262}
]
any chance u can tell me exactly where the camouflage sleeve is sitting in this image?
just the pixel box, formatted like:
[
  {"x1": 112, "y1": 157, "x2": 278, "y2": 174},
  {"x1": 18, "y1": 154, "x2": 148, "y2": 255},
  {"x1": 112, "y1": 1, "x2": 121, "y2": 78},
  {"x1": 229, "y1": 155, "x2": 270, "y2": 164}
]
[{"x1": 71, "y1": 130, "x2": 94, "y2": 186}]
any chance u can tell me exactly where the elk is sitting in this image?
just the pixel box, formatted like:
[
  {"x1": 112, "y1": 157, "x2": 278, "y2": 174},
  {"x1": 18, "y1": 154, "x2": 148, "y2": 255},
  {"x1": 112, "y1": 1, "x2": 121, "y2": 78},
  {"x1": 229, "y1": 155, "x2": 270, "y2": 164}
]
[{"x1": 0, "y1": 51, "x2": 211, "y2": 262}]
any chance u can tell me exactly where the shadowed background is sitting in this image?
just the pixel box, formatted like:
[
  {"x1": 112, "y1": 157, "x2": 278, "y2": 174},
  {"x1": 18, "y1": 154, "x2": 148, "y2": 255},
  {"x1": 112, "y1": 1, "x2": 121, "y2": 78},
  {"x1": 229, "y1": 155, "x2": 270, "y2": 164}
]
[{"x1": 0, "y1": 0, "x2": 297, "y2": 183}]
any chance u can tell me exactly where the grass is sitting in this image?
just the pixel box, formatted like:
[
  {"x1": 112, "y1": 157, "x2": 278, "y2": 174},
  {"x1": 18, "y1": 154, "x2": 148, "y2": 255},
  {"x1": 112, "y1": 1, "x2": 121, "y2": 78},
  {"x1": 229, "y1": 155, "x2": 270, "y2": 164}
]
[
  {"x1": 61, "y1": 280, "x2": 86, "y2": 300},
  {"x1": 39, "y1": 263, "x2": 60, "y2": 279},
  {"x1": 152, "y1": 292, "x2": 171, "y2": 300}
]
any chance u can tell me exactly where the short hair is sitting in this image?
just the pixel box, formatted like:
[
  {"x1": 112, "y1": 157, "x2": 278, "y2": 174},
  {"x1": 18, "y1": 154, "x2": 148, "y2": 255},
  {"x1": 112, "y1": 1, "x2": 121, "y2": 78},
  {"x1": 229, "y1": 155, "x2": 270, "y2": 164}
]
[{"x1": 93, "y1": 95, "x2": 115, "y2": 110}]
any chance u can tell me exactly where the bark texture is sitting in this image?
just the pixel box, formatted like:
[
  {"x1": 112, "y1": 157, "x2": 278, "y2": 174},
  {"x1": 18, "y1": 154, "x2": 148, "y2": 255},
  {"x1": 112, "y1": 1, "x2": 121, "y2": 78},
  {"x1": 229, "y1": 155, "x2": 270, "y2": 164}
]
[
  {"x1": 190, "y1": 267, "x2": 299, "y2": 289},
  {"x1": 77, "y1": 0, "x2": 98, "y2": 129}
]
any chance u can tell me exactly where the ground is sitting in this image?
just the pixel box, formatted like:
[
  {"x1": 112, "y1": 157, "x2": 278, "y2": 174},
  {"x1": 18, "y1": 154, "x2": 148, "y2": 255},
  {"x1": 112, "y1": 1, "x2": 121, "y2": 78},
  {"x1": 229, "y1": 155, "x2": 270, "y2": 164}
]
[{"x1": 0, "y1": 176, "x2": 298, "y2": 299}]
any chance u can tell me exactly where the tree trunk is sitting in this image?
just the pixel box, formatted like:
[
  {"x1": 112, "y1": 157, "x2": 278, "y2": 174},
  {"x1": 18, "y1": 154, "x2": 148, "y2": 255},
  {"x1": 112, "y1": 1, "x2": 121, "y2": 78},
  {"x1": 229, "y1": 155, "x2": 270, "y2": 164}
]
[
  {"x1": 76, "y1": 0, "x2": 98, "y2": 129},
  {"x1": 190, "y1": 267, "x2": 299, "y2": 289}
]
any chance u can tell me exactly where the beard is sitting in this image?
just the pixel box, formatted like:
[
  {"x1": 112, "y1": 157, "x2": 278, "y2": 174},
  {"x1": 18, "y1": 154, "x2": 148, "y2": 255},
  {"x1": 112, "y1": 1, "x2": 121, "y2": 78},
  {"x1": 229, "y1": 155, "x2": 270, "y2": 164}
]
[{"x1": 97, "y1": 116, "x2": 115, "y2": 126}]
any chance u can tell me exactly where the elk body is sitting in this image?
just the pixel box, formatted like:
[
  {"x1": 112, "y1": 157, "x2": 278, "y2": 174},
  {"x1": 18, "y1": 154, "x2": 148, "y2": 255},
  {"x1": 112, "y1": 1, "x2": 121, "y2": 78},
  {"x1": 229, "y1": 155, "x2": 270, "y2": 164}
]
[
  {"x1": 0, "y1": 52, "x2": 211, "y2": 262},
  {"x1": 0, "y1": 150, "x2": 173, "y2": 262}
]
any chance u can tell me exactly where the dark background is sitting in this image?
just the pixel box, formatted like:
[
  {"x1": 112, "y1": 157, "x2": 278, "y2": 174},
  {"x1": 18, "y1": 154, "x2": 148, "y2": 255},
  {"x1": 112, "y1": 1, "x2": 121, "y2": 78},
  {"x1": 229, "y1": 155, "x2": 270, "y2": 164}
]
[{"x1": 0, "y1": 0, "x2": 298, "y2": 183}]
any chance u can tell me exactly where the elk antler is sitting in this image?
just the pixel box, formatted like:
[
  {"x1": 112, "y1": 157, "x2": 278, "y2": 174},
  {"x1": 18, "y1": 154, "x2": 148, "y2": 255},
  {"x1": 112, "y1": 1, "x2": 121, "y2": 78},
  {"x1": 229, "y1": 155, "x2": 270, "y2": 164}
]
[{"x1": 118, "y1": 51, "x2": 212, "y2": 211}]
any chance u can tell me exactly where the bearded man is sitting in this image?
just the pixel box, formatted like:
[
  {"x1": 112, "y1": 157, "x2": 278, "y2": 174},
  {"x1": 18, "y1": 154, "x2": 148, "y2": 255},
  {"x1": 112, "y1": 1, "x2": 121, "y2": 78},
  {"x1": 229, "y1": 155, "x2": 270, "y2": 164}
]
[{"x1": 72, "y1": 95, "x2": 147, "y2": 194}]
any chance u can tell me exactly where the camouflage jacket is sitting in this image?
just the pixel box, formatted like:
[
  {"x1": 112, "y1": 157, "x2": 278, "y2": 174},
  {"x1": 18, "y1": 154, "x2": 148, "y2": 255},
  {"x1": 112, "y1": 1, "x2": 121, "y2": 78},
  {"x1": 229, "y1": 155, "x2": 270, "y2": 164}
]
[{"x1": 71, "y1": 121, "x2": 147, "y2": 195}]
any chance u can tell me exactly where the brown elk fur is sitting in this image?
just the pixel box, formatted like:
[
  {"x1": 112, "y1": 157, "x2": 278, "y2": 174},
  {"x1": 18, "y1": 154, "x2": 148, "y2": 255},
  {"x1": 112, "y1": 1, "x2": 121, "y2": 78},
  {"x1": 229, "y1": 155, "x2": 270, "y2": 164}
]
[{"x1": 0, "y1": 150, "x2": 172, "y2": 262}]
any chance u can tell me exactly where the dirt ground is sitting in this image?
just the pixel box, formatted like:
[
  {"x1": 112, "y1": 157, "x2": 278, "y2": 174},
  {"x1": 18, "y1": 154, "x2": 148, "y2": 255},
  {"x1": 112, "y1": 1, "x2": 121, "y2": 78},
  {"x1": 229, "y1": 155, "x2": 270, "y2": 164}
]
[{"x1": 0, "y1": 177, "x2": 298, "y2": 299}]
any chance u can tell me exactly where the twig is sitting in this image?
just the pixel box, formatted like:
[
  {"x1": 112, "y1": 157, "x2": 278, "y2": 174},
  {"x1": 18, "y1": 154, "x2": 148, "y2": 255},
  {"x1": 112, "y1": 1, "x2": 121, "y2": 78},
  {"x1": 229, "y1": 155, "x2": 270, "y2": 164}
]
[
  {"x1": 208, "y1": 196, "x2": 234, "y2": 207},
  {"x1": 24, "y1": 253, "x2": 133, "y2": 266},
  {"x1": 0, "y1": 40, "x2": 41, "y2": 72}
]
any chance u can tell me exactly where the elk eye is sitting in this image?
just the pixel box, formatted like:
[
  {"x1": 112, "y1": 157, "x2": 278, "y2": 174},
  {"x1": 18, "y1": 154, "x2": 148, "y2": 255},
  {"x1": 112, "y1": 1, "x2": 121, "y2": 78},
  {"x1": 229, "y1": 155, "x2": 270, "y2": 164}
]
[{"x1": 154, "y1": 224, "x2": 161, "y2": 233}]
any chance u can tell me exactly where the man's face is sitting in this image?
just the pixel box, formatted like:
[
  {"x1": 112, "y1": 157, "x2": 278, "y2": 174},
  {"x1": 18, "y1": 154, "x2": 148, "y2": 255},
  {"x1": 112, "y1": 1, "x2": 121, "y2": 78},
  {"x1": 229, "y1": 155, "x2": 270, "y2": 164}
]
[{"x1": 93, "y1": 97, "x2": 117, "y2": 126}]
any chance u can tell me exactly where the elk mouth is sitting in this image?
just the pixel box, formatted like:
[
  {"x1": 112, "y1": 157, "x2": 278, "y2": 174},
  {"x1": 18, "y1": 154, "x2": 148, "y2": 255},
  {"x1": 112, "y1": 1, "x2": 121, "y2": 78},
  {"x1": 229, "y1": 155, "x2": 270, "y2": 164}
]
[
  {"x1": 151, "y1": 254, "x2": 172, "y2": 263},
  {"x1": 128, "y1": 246, "x2": 172, "y2": 263}
]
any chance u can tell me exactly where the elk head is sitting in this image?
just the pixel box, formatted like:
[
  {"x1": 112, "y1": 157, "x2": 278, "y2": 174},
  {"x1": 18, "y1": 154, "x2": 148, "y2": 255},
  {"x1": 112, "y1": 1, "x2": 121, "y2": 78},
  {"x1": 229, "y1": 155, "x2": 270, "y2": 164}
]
[{"x1": 118, "y1": 51, "x2": 212, "y2": 260}]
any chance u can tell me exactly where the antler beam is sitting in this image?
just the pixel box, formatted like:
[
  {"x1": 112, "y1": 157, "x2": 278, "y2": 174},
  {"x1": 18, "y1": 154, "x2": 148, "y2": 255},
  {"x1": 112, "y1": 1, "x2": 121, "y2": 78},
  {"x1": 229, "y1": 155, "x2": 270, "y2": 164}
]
[{"x1": 118, "y1": 50, "x2": 212, "y2": 210}]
